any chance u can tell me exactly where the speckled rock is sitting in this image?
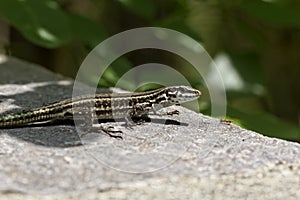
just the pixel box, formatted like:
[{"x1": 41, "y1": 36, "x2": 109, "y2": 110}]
[{"x1": 0, "y1": 57, "x2": 300, "y2": 200}]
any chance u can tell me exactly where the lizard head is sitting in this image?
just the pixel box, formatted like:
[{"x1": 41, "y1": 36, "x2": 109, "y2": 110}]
[{"x1": 162, "y1": 85, "x2": 201, "y2": 105}]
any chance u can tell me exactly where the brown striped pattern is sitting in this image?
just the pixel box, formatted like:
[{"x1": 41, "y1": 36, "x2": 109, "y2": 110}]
[{"x1": 0, "y1": 86, "x2": 201, "y2": 127}]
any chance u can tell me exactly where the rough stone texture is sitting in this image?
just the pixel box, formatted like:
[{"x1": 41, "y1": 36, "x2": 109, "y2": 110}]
[{"x1": 0, "y1": 56, "x2": 300, "y2": 200}]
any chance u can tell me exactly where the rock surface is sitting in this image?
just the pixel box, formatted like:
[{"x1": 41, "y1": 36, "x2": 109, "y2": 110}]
[{"x1": 0, "y1": 57, "x2": 300, "y2": 200}]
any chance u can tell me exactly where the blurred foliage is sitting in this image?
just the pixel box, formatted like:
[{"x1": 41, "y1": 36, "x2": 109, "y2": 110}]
[
  {"x1": 0, "y1": 0, "x2": 299, "y2": 141},
  {"x1": 0, "y1": 0, "x2": 107, "y2": 48}
]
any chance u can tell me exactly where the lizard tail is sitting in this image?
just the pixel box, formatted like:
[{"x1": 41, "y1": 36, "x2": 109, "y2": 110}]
[{"x1": 0, "y1": 110, "x2": 54, "y2": 128}]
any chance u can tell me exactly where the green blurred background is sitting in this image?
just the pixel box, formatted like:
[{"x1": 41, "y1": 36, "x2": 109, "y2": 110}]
[{"x1": 0, "y1": 0, "x2": 299, "y2": 141}]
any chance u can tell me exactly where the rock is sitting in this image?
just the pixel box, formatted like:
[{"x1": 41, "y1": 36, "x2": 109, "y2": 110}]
[{"x1": 0, "y1": 57, "x2": 300, "y2": 199}]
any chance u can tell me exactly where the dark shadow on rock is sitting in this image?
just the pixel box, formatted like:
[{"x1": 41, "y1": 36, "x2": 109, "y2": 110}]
[{"x1": 1, "y1": 116, "x2": 187, "y2": 148}]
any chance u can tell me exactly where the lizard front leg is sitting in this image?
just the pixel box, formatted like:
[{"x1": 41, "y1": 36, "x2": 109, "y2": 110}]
[
  {"x1": 151, "y1": 104, "x2": 179, "y2": 116},
  {"x1": 125, "y1": 103, "x2": 150, "y2": 127}
]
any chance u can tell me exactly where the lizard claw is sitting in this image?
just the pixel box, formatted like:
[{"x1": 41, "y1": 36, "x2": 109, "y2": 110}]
[
  {"x1": 99, "y1": 126, "x2": 123, "y2": 139},
  {"x1": 167, "y1": 110, "x2": 179, "y2": 116}
]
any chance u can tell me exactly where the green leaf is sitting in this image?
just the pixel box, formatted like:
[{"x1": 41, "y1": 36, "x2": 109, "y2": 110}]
[
  {"x1": 240, "y1": 0, "x2": 300, "y2": 28},
  {"x1": 117, "y1": 0, "x2": 156, "y2": 20},
  {"x1": 66, "y1": 13, "x2": 108, "y2": 48},
  {"x1": 0, "y1": 0, "x2": 71, "y2": 48},
  {"x1": 229, "y1": 52, "x2": 264, "y2": 85},
  {"x1": 155, "y1": 17, "x2": 201, "y2": 41}
]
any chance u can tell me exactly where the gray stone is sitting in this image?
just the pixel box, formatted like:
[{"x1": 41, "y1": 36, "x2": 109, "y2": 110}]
[{"x1": 0, "y1": 57, "x2": 300, "y2": 200}]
